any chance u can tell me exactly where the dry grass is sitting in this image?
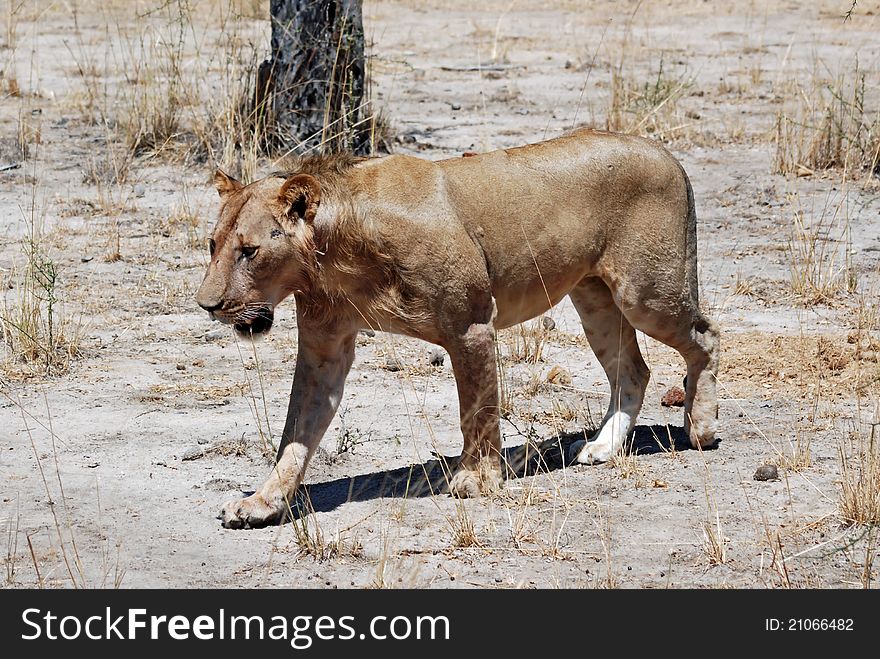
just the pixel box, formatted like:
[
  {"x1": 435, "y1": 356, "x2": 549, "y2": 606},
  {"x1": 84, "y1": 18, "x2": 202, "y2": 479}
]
[
  {"x1": 1, "y1": 187, "x2": 81, "y2": 378},
  {"x1": 290, "y1": 497, "x2": 363, "y2": 562},
  {"x1": 606, "y1": 55, "x2": 694, "y2": 142},
  {"x1": 838, "y1": 417, "x2": 880, "y2": 526},
  {"x1": 611, "y1": 445, "x2": 646, "y2": 487},
  {"x1": 774, "y1": 58, "x2": 880, "y2": 180},
  {"x1": 2, "y1": 0, "x2": 880, "y2": 591},
  {"x1": 779, "y1": 432, "x2": 813, "y2": 473},
  {"x1": 163, "y1": 185, "x2": 204, "y2": 250},
  {"x1": 502, "y1": 320, "x2": 549, "y2": 364},
  {"x1": 57, "y1": 0, "x2": 388, "y2": 182},
  {"x1": 719, "y1": 331, "x2": 878, "y2": 400},
  {"x1": 450, "y1": 500, "x2": 480, "y2": 548},
  {"x1": 786, "y1": 190, "x2": 854, "y2": 305}
]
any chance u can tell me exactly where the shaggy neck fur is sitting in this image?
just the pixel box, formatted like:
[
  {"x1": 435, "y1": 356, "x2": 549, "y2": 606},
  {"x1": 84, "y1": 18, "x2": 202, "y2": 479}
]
[{"x1": 277, "y1": 154, "x2": 423, "y2": 332}]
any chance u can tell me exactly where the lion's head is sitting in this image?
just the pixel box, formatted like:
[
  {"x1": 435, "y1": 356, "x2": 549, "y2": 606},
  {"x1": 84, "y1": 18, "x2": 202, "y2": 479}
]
[{"x1": 196, "y1": 169, "x2": 322, "y2": 336}]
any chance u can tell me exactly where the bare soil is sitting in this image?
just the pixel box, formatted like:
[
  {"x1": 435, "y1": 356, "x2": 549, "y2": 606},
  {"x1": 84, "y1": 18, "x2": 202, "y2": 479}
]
[{"x1": 1, "y1": 0, "x2": 879, "y2": 588}]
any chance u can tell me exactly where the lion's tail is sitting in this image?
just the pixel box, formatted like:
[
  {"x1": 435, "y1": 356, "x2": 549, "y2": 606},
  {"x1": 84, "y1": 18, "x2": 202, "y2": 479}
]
[{"x1": 683, "y1": 168, "x2": 700, "y2": 309}]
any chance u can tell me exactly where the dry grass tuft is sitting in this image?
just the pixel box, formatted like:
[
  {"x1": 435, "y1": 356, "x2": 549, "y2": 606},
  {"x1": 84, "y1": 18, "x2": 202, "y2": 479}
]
[
  {"x1": 779, "y1": 432, "x2": 812, "y2": 473},
  {"x1": 786, "y1": 193, "x2": 854, "y2": 305},
  {"x1": 290, "y1": 497, "x2": 363, "y2": 562},
  {"x1": 450, "y1": 500, "x2": 480, "y2": 548},
  {"x1": 606, "y1": 55, "x2": 694, "y2": 142},
  {"x1": 2, "y1": 231, "x2": 81, "y2": 378},
  {"x1": 838, "y1": 419, "x2": 880, "y2": 526},
  {"x1": 503, "y1": 319, "x2": 549, "y2": 364},
  {"x1": 775, "y1": 59, "x2": 880, "y2": 180}
]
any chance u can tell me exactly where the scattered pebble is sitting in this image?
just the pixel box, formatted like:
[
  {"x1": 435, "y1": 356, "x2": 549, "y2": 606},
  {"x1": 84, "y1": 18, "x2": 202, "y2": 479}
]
[
  {"x1": 429, "y1": 348, "x2": 445, "y2": 367},
  {"x1": 134, "y1": 183, "x2": 146, "y2": 197},
  {"x1": 450, "y1": 102, "x2": 462, "y2": 111},
  {"x1": 203, "y1": 328, "x2": 226, "y2": 342},
  {"x1": 360, "y1": 328, "x2": 376, "y2": 337},
  {"x1": 661, "y1": 386, "x2": 686, "y2": 407},
  {"x1": 753, "y1": 464, "x2": 779, "y2": 481},
  {"x1": 176, "y1": 362, "x2": 186, "y2": 371},
  {"x1": 182, "y1": 446, "x2": 206, "y2": 461},
  {"x1": 384, "y1": 356, "x2": 403, "y2": 372},
  {"x1": 546, "y1": 365, "x2": 571, "y2": 385},
  {"x1": 541, "y1": 315, "x2": 556, "y2": 331}
]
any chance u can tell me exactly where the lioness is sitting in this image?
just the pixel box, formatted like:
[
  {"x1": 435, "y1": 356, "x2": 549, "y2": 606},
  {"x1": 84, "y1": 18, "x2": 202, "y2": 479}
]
[{"x1": 196, "y1": 128, "x2": 719, "y2": 529}]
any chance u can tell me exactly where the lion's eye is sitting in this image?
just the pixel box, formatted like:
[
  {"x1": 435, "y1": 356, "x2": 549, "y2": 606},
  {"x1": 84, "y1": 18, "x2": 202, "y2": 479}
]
[
  {"x1": 241, "y1": 245, "x2": 258, "y2": 259},
  {"x1": 208, "y1": 238, "x2": 216, "y2": 256}
]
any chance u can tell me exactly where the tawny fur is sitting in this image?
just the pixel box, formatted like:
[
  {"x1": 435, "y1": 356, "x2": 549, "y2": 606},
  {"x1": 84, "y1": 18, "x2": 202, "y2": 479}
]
[{"x1": 197, "y1": 128, "x2": 720, "y2": 529}]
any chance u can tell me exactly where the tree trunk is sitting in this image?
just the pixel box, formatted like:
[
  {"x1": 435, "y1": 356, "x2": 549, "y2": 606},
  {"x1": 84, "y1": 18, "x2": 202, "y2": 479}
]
[{"x1": 262, "y1": 0, "x2": 370, "y2": 155}]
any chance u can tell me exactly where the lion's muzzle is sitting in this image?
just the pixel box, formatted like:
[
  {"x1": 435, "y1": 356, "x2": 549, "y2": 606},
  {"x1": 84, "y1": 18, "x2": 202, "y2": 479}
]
[{"x1": 233, "y1": 306, "x2": 274, "y2": 336}]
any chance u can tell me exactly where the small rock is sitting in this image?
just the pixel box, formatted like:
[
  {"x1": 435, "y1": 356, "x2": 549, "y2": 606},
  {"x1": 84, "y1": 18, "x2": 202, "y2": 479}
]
[
  {"x1": 429, "y1": 348, "x2": 445, "y2": 367},
  {"x1": 753, "y1": 464, "x2": 779, "y2": 481},
  {"x1": 182, "y1": 446, "x2": 206, "y2": 461},
  {"x1": 81, "y1": 256, "x2": 94, "y2": 263},
  {"x1": 203, "y1": 328, "x2": 226, "y2": 342},
  {"x1": 546, "y1": 365, "x2": 571, "y2": 386},
  {"x1": 450, "y1": 102, "x2": 462, "y2": 111},
  {"x1": 384, "y1": 356, "x2": 403, "y2": 372},
  {"x1": 661, "y1": 386, "x2": 686, "y2": 407},
  {"x1": 134, "y1": 183, "x2": 146, "y2": 197},
  {"x1": 541, "y1": 315, "x2": 556, "y2": 331},
  {"x1": 360, "y1": 328, "x2": 376, "y2": 338},
  {"x1": 176, "y1": 362, "x2": 186, "y2": 371}
]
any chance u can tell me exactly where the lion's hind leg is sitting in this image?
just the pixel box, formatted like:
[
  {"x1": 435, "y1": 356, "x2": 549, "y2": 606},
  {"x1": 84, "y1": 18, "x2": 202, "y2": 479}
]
[
  {"x1": 605, "y1": 279, "x2": 720, "y2": 450},
  {"x1": 676, "y1": 313, "x2": 719, "y2": 448},
  {"x1": 567, "y1": 277, "x2": 650, "y2": 464}
]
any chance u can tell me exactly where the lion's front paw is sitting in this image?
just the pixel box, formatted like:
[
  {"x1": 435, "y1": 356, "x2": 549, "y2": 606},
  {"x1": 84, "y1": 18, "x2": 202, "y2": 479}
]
[
  {"x1": 219, "y1": 493, "x2": 285, "y2": 529},
  {"x1": 568, "y1": 438, "x2": 614, "y2": 465},
  {"x1": 450, "y1": 459, "x2": 504, "y2": 498}
]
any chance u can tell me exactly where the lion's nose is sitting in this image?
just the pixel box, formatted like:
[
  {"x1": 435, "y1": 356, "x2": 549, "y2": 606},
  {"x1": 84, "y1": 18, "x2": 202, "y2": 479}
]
[{"x1": 198, "y1": 298, "x2": 224, "y2": 312}]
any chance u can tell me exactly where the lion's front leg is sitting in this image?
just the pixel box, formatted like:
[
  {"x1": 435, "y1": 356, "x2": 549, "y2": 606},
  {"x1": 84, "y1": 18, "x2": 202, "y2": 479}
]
[
  {"x1": 220, "y1": 327, "x2": 356, "y2": 529},
  {"x1": 447, "y1": 322, "x2": 504, "y2": 498},
  {"x1": 219, "y1": 442, "x2": 311, "y2": 529}
]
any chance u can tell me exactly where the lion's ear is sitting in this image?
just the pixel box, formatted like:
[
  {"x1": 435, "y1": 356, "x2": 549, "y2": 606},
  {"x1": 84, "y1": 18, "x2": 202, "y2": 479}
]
[
  {"x1": 278, "y1": 174, "x2": 321, "y2": 224},
  {"x1": 214, "y1": 170, "x2": 243, "y2": 198}
]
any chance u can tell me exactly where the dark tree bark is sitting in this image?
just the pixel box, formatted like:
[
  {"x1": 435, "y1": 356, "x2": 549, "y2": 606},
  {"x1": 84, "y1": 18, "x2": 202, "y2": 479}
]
[{"x1": 261, "y1": 0, "x2": 370, "y2": 155}]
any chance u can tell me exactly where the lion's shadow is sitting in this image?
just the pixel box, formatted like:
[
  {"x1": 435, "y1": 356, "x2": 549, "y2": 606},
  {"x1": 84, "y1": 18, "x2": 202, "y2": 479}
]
[{"x1": 290, "y1": 424, "x2": 698, "y2": 520}]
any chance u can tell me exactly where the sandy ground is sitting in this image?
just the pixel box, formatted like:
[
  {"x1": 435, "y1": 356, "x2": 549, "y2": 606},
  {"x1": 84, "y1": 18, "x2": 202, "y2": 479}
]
[{"x1": 1, "y1": 0, "x2": 879, "y2": 588}]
